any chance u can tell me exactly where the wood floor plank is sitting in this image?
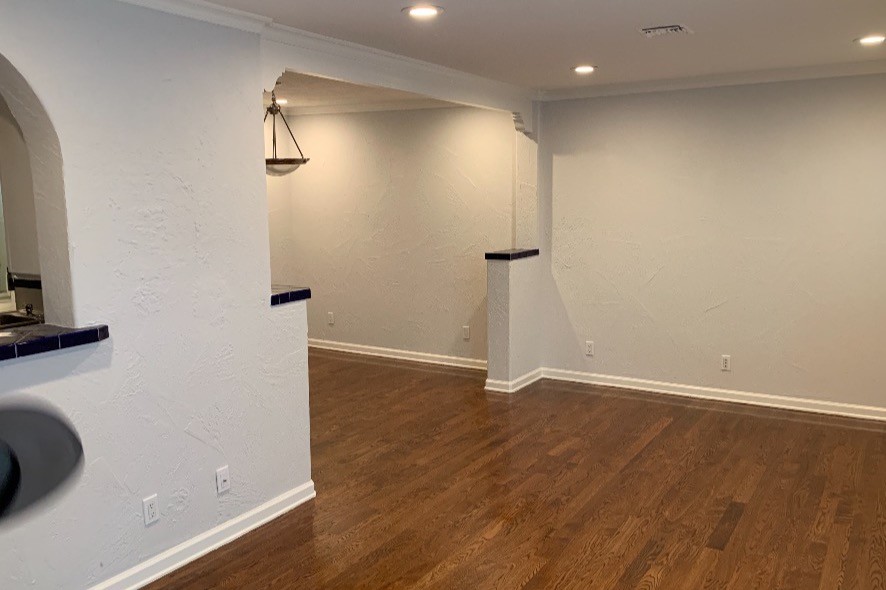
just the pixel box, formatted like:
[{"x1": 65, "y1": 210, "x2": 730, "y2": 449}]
[
  {"x1": 147, "y1": 349, "x2": 886, "y2": 589},
  {"x1": 706, "y1": 501, "x2": 746, "y2": 550}
]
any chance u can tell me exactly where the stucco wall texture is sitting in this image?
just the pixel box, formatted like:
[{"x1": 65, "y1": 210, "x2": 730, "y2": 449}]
[
  {"x1": 3, "y1": 1, "x2": 885, "y2": 587},
  {"x1": 268, "y1": 107, "x2": 515, "y2": 361},
  {"x1": 539, "y1": 74, "x2": 886, "y2": 407},
  {"x1": 0, "y1": 2, "x2": 312, "y2": 588}
]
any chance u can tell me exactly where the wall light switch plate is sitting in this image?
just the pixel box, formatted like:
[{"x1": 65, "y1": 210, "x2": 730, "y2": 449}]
[
  {"x1": 216, "y1": 465, "x2": 231, "y2": 494},
  {"x1": 721, "y1": 355, "x2": 732, "y2": 372},
  {"x1": 143, "y1": 494, "x2": 159, "y2": 526},
  {"x1": 463, "y1": 326, "x2": 471, "y2": 340}
]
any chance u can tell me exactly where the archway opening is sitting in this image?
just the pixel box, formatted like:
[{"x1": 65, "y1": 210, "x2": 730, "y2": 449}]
[
  {"x1": 264, "y1": 71, "x2": 517, "y2": 363},
  {"x1": 0, "y1": 52, "x2": 73, "y2": 326}
]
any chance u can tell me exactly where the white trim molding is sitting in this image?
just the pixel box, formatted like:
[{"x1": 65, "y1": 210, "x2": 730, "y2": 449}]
[
  {"x1": 485, "y1": 368, "x2": 543, "y2": 393},
  {"x1": 538, "y1": 60, "x2": 886, "y2": 102},
  {"x1": 113, "y1": 0, "x2": 535, "y2": 132},
  {"x1": 316, "y1": 342, "x2": 886, "y2": 423},
  {"x1": 260, "y1": 24, "x2": 535, "y2": 132},
  {"x1": 283, "y1": 99, "x2": 457, "y2": 117},
  {"x1": 541, "y1": 368, "x2": 886, "y2": 423},
  {"x1": 115, "y1": 0, "x2": 271, "y2": 33},
  {"x1": 309, "y1": 339, "x2": 487, "y2": 371},
  {"x1": 112, "y1": 0, "x2": 886, "y2": 126},
  {"x1": 89, "y1": 481, "x2": 316, "y2": 590}
]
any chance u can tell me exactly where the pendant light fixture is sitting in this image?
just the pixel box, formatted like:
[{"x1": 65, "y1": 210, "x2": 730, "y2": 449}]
[{"x1": 265, "y1": 91, "x2": 309, "y2": 176}]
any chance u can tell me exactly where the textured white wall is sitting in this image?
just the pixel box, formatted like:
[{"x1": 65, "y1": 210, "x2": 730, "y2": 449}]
[
  {"x1": 540, "y1": 74, "x2": 886, "y2": 407},
  {"x1": 514, "y1": 132, "x2": 538, "y2": 249},
  {"x1": 485, "y1": 261, "x2": 510, "y2": 381},
  {"x1": 0, "y1": 2, "x2": 311, "y2": 589},
  {"x1": 268, "y1": 107, "x2": 514, "y2": 360},
  {"x1": 486, "y1": 256, "x2": 541, "y2": 385},
  {"x1": 0, "y1": 95, "x2": 40, "y2": 276},
  {"x1": 508, "y1": 256, "x2": 541, "y2": 380}
]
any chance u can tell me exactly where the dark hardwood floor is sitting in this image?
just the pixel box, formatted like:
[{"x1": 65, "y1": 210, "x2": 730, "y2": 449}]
[{"x1": 150, "y1": 348, "x2": 886, "y2": 589}]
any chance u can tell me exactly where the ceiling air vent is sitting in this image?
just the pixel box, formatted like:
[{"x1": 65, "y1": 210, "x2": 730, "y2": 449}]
[{"x1": 640, "y1": 25, "x2": 694, "y2": 38}]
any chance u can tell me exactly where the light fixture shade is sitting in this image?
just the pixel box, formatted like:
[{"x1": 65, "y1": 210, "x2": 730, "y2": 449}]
[
  {"x1": 266, "y1": 158, "x2": 309, "y2": 176},
  {"x1": 265, "y1": 91, "x2": 308, "y2": 176}
]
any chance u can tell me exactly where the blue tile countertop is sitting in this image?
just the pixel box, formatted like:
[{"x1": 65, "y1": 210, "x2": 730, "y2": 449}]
[
  {"x1": 271, "y1": 286, "x2": 312, "y2": 307},
  {"x1": 0, "y1": 324, "x2": 110, "y2": 362},
  {"x1": 485, "y1": 248, "x2": 540, "y2": 261}
]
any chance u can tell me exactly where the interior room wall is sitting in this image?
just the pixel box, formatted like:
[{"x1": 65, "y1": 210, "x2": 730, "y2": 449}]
[
  {"x1": 0, "y1": 2, "x2": 312, "y2": 589},
  {"x1": 514, "y1": 131, "x2": 539, "y2": 249},
  {"x1": 267, "y1": 106, "x2": 514, "y2": 361},
  {"x1": 0, "y1": 94, "x2": 40, "y2": 276},
  {"x1": 539, "y1": 73, "x2": 886, "y2": 408}
]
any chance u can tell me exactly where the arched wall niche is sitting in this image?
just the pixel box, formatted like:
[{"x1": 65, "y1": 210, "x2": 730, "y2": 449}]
[{"x1": 0, "y1": 52, "x2": 74, "y2": 326}]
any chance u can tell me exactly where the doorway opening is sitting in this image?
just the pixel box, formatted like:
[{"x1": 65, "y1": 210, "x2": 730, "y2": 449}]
[
  {"x1": 264, "y1": 72, "x2": 517, "y2": 365},
  {"x1": 0, "y1": 52, "x2": 72, "y2": 326}
]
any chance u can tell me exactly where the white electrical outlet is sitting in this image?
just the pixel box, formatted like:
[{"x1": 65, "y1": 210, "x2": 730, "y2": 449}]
[
  {"x1": 721, "y1": 355, "x2": 732, "y2": 372},
  {"x1": 463, "y1": 326, "x2": 471, "y2": 341},
  {"x1": 586, "y1": 341, "x2": 595, "y2": 357},
  {"x1": 216, "y1": 465, "x2": 231, "y2": 494},
  {"x1": 143, "y1": 494, "x2": 159, "y2": 526},
  {"x1": 327, "y1": 312, "x2": 335, "y2": 326}
]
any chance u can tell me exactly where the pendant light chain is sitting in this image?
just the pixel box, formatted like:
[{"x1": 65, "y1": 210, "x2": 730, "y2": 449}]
[
  {"x1": 276, "y1": 108, "x2": 306, "y2": 160},
  {"x1": 265, "y1": 90, "x2": 309, "y2": 175}
]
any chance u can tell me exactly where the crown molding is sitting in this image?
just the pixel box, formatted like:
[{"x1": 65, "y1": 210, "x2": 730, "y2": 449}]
[
  {"x1": 111, "y1": 0, "x2": 885, "y2": 120},
  {"x1": 260, "y1": 22, "x2": 535, "y2": 132},
  {"x1": 112, "y1": 0, "x2": 535, "y2": 132},
  {"x1": 538, "y1": 59, "x2": 886, "y2": 102},
  {"x1": 261, "y1": 22, "x2": 525, "y2": 98},
  {"x1": 281, "y1": 99, "x2": 459, "y2": 117},
  {"x1": 115, "y1": 0, "x2": 271, "y2": 33}
]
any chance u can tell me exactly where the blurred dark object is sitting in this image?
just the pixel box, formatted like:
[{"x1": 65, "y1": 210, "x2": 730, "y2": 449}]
[
  {"x1": 0, "y1": 440, "x2": 21, "y2": 517},
  {"x1": 0, "y1": 405, "x2": 83, "y2": 521}
]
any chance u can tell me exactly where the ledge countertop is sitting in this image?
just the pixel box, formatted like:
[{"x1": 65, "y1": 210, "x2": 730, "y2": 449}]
[
  {"x1": 0, "y1": 324, "x2": 110, "y2": 362},
  {"x1": 485, "y1": 248, "x2": 540, "y2": 261},
  {"x1": 271, "y1": 286, "x2": 312, "y2": 307}
]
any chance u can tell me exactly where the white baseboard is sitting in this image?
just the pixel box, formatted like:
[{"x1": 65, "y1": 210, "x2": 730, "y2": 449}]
[
  {"x1": 89, "y1": 480, "x2": 316, "y2": 590},
  {"x1": 485, "y1": 368, "x2": 544, "y2": 393},
  {"x1": 309, "y1": 339, "x2": 487, "y2": 371},
  {"x1": 312, "y1": 341, "x2": 886, "y2": 422},
  {"x1": 542, "y1": 368, "x2": 886, "y2": 423}
]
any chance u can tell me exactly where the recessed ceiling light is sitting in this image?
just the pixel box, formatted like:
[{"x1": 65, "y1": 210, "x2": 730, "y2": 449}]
[
  {"x1": 857, "y1": 34, "x2": 886, "y2": 46},
  {"x1": 403, "y1": 5, "x2": 443, "y2": 20},
  {"x1": 573, "y1": 65, "x2": 597, "y2": 75},
  {"x1": 275, "y1": 98, "x2": 288, "y2": 105}
]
